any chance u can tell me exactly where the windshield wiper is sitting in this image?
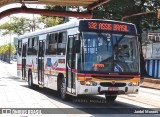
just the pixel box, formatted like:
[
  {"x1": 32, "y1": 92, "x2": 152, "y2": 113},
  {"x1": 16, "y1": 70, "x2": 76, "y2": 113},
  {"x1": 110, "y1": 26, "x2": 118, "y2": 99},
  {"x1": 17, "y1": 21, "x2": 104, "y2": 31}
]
[
  {"x1": 113, "y1": 34, "x2": 125, "y2": 48},
  {"x1": 98, "y1": 32, "x2": 108, "y2": 43}
]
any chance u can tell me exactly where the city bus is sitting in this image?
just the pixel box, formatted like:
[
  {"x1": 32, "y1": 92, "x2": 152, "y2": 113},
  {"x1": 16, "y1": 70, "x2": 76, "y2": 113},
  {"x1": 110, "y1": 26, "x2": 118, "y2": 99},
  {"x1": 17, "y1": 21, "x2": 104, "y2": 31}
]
[{"x1": 17, "y1": 19, "x2": 140, "y2": 102}]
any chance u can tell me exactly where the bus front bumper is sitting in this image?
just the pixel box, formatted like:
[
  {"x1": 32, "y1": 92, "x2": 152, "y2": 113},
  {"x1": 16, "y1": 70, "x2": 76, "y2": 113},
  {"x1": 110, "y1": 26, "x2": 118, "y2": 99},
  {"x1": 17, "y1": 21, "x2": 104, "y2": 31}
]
[{"x1": 77, "y1": 81, "x2": 139, "y2": 95}]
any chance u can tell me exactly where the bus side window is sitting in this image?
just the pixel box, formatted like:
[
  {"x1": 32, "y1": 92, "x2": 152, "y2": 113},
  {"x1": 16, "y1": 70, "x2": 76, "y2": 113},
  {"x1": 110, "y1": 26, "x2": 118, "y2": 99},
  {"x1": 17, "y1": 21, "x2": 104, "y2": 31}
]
[
  {"x1": 27, "y1": 37, "x2": 38, "y2": 55},
  {"x1": 46, "y1": 33, "x2": 58, "y2": 55},
  {"x1": 18, "y1": 40, "x2": 22, "y2": 56},
  {"x1": 57, "y1": 32, "x2": 67, "y2": 55}
]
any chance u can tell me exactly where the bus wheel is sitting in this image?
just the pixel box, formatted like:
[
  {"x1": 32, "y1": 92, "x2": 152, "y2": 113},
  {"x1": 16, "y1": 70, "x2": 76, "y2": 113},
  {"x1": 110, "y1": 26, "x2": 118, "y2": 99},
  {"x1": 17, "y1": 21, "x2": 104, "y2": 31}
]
[
  {"x1": 60, "y1": 77, "x2": 68, "y2": 100},
  {"x1": 105, "y1": 94, "x2": 117, "y2": 102},
  {"x1": 28, "y1": 71, "x2": 34, "y2": 89}
]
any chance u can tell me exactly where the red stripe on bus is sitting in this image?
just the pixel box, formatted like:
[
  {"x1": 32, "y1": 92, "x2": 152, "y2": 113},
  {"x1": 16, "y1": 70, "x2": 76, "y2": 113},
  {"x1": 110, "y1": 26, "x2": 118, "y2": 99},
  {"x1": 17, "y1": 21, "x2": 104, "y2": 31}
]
[
  {"x1": 55, "y1": 68, "x2": 77, "y2": 72},
  {"x1": 56, "y1": 68, "x2": 66, "y2": 71},
  {"x1": 28, "y1": 65, "x2": 32, "y2": 67},
  {"x1": 17, "y1": 64, "x2": 22, "y2": 66},
  {"x1": 72, "y1": 69, "x2": 77, "y2": 72}
]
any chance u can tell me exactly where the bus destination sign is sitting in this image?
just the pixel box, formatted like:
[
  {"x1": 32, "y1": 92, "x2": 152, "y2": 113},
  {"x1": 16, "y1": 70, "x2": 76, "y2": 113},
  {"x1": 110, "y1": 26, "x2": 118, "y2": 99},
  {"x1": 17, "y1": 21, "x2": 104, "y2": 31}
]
[
  {"x1": 88, "y1": 22, "x2": 128, "y2": 32},
  {"x1": 79, "y1": 20, "x2": 136, "y2": 34}
]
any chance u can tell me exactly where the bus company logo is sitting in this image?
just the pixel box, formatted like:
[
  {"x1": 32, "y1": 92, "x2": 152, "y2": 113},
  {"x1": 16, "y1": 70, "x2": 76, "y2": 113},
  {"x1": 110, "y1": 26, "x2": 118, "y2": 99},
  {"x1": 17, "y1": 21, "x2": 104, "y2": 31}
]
[
  {"x1": 111, "y1": 80, "x2": 116, "y2": 85},
  {"x1": 2, "y1": 109, "x2": 11, "y2": 114}
]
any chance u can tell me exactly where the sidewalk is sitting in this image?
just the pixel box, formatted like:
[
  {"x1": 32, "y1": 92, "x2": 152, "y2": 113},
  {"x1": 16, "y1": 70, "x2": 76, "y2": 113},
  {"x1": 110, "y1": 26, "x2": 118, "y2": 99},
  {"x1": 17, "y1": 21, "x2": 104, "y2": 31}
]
[
  {"x1": 0, "y1": 59, "x2": 16, "y2": 64},
  {"x1": 141, "y1": 78, "x2": 160, "y2": 90},
  {"x1": 0, "y1": 60, "x2": 17, "y2": 77}
]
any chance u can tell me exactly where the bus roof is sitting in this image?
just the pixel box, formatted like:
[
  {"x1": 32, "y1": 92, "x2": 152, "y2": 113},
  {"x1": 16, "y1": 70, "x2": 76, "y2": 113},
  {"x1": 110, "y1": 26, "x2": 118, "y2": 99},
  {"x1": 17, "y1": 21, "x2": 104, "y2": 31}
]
[
  {"x1": 18, "y1": 19, "x2": 136, "y2": 39},
  {"x1": 18, "y1": 19, "x2": 79, "y2": 39}
]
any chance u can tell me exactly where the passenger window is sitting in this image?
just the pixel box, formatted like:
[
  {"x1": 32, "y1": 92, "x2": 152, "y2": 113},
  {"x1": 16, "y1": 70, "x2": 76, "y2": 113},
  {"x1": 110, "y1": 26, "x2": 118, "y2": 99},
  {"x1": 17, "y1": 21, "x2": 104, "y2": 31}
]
[
  {"x1": 46, "y1": 33, "x2": 58, "y2": 55},
  {"x1": 57, "y1": 32, "x2": 67, "y2": 55},
  {"x1": 27, "y1": 37, "x2": 38, "y2": 55},
  {"x1": 18, "y1": 40, "x2": 22, "y2": 56}
]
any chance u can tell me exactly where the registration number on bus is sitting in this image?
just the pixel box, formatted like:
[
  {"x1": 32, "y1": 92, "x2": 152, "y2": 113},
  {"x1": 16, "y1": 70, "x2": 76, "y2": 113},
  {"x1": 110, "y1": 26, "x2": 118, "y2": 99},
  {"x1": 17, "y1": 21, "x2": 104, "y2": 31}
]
[{"x1": 108, "y1": 87, "x2": 119, "y2": 91}]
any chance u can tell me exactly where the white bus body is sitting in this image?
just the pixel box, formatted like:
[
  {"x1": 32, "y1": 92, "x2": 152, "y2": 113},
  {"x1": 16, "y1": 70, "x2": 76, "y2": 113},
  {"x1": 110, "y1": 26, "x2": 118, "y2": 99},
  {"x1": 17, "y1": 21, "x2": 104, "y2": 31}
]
[{"x1": 17, "y1": 19, "x2": 140, "y2": 101}]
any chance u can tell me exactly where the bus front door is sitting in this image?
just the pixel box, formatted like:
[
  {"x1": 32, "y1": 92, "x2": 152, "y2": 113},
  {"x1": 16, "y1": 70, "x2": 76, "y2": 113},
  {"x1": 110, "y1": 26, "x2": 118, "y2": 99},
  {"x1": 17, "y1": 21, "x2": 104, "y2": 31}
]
[
  {"x1": 66, "y1": 35, "x2": 76, "y2": 94},
  {"x1": 38, "y1": 40, "x2": 45, "y2": 86},
  {"x1": 22, "y1": 43, "x2": 27, "y2": 80}
]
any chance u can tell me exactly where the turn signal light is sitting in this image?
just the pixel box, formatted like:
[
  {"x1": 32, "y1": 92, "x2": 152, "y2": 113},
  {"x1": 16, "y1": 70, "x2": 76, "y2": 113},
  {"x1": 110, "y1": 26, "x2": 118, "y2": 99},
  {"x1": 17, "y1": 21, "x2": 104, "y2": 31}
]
[
  {"x1": 80, "y1": 81, "x2": 85, "y2": 85},
  {"x1": 85, "y1": 77, "x2": 92, "y2": 81},
  {"x1": 86, "y1": 81, "x2": 91, "y2": 86}
]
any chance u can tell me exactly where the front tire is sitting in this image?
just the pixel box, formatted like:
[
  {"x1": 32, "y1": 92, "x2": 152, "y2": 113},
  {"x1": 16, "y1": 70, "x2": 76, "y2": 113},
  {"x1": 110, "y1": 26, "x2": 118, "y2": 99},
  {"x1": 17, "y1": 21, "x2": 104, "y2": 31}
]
[
  {"x1": 105, "y1": 94, "x2": 117, "y2": 102},
  {"x1": 60, "y1": 77, "x2": 68, "y2": 100}
]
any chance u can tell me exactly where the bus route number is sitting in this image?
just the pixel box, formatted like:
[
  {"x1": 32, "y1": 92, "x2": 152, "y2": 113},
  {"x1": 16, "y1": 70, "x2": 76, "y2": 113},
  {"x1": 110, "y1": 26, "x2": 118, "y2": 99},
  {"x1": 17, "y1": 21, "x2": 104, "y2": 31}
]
[
  {"x1": 88, "y1": 22, "x2": 97, "y2": 29},
  {"x1": 88, "y1": 22, "x2": 128, "y2": 32}
]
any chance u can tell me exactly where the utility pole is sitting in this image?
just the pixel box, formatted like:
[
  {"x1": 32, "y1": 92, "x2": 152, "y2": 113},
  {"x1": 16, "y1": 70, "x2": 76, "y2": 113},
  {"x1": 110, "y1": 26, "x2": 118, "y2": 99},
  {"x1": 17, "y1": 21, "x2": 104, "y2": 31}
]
[
  {"x1": 9, "y1": 16, "x2": 11, "y2": 64},
  {"x1": 65, "y1": 6, "x2": 69, "y2": 22}
]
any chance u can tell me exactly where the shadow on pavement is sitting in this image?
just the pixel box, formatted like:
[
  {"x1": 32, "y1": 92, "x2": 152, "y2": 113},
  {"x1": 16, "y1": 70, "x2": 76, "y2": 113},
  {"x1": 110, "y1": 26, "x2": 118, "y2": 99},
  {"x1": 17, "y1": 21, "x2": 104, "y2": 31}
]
[
  {"x1": 3, "y1": 75, "x2": 159, "y2": 115},
  {"x1": 2, "y1": 76, "x2": 26, "y2": 82},
  {"x1": 19, "y1": 84, "x2": 155, "y2": 115}
]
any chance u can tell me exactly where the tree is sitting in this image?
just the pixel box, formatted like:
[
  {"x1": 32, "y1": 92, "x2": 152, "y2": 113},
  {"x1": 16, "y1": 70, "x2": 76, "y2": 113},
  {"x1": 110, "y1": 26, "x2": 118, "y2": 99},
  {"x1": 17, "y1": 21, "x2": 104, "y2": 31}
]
[
  {"x1": 42, "y1": 5, "x2": 86, "y2": 24},
  {"x1": 0, "y1": 43, "x2": 15, "y2": 62},
  {"x1": 38, "y1": 5, "x2": 65, "y2": 28},
  {"x1": 38, "y1": 16, "x2": 63, "y2": 28},
  {"x1": 0, "y1": 16, "x2": 40, "y2": 36},
  {"x1": 93, "y1": 0, "x2": 160, "y2": 32},
  {"x1": 0, "y1": 43, "x2": 15, "y2": 55},
  {"x1": 92, "y1": 0, "x2": 160, "y2": 77},
  {"x1": 0, "y1": 5, "x2": 74, "y2": 35}
]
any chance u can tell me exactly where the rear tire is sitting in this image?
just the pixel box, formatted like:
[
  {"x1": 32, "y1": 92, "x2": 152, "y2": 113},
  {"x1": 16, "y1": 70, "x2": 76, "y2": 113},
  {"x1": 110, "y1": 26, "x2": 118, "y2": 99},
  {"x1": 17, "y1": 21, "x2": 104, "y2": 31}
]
[
  {"x1": 28, "y1": 71, "x2": 34, "y2": 89},
  {"x1": 105, "y1": 94, "x2": 117, "y2": 102},
  {"x1": 60, "y1": 77, "x2": 68, "y2": 100}
]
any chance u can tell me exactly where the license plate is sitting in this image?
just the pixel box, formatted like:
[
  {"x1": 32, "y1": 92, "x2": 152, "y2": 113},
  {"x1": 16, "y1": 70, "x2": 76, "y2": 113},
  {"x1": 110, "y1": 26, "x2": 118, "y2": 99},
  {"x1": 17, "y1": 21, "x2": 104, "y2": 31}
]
[{"x1": 108, "y1": 87, "x2": 119, "y2": 91}]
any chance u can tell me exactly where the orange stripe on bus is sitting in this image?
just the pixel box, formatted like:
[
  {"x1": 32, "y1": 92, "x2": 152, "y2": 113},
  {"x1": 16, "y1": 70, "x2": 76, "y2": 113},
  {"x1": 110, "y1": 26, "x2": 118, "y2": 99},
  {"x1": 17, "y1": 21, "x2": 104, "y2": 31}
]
[{"x1": 77, "y1": 77, "x2": 140, "y2": 82}]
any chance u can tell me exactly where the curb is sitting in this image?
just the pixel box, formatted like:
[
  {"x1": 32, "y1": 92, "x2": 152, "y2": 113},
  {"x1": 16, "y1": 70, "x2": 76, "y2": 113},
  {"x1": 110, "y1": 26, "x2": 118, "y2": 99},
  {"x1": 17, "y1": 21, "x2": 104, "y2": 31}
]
[
  {"x1": 144, "y1": 78, "x2": 160, "y2": 84},
  {"x1": 0, "y1": 60, "x2": 13, "y2": 64},
  {"x1": 141, "y1": 78, "x2": 160, "y2": 90},
  {"x1": 141, "y1": 83, "x2": 160, "y2": 90}
]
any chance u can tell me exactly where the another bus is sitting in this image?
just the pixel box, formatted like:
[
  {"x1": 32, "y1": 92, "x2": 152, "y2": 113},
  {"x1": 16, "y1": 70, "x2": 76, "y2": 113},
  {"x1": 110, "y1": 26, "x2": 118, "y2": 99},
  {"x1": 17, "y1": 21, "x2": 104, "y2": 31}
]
[{"x1": 17, "y1": 19, "x2": 140, "y2": 101}]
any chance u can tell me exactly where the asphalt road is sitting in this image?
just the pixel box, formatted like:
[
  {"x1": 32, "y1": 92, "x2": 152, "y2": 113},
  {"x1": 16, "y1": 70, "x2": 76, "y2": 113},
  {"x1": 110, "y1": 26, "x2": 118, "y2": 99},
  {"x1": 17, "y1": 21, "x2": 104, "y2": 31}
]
[{"x1": 0, "y1": 60, "x2": 159, "y2": 117}]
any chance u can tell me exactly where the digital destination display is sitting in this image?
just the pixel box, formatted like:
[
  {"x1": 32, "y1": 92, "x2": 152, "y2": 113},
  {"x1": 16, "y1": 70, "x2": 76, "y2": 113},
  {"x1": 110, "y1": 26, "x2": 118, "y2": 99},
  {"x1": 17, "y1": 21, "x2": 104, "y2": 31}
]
[
  {"x1": 88, "y1": 22, "x2": 128, "y2": 32},
  {"x1": 79, "y1": 20, "x2": 136, "y2": 34}
]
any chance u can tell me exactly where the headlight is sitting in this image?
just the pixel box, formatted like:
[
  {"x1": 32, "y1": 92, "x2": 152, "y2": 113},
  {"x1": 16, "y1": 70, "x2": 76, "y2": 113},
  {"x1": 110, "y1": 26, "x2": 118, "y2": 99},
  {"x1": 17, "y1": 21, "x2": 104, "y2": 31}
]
[
  {"x1": 92, "y1": 81, "x2": 97, "y2": 86},
  {"x1": 86, "y1": 81, "x2": 91, "y2": 86},
  {"x1": 128, "y1": 82, "x2": 132, "y2": 86},
  {"x1": 80, "y1": 81, "x2": 97, "y2": 86},
  {"x1": 133, "y1": 82, "x2": 139, "y2": 86}
]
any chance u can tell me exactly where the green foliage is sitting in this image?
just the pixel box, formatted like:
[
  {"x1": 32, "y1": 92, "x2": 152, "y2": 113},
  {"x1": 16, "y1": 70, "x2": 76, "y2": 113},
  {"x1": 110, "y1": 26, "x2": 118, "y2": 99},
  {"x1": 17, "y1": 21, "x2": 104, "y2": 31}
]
[
  {"x1": 0, "y1": 16, "x2": 36, "y2": 36},
  {"x1": 11, "y1": 17, "x2": 29, "y2": 35},
  {"x1": 38, "y1": 16, "x2": 63, "y2": 28},
  {"x1": 93, "y1": 0, "x2": 138, "y2": 20},
  {"x1": 0, "y1": 10, "x2": 64, "y2": 36},
  {"x1": 0, "y1": 43, "x2": 15, "y2": 55},
  {"x1": 45, "y1": 5, "x2": 66, "y2": 11},
  {"x1": 38, "y1": 5, "x2": 65, "y2": 28},
  {"x1": 93, "y1": 0, "x2": 160, "y2": 32}
]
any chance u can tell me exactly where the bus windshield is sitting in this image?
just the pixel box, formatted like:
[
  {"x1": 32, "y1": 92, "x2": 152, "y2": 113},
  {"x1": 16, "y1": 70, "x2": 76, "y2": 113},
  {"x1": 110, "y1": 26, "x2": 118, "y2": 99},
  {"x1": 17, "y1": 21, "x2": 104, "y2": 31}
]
[{"x1": 78, "y1": 32, "x2": 140, "y2": 74}]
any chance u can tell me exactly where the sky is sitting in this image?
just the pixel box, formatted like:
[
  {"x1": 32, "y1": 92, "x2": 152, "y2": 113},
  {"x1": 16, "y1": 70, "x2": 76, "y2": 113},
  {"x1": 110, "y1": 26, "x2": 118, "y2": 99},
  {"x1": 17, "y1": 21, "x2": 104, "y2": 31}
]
[
  {"x1": 0, "y1": 3, "x2": 45, "y2": 24},
  {"x1": 0, "y1": 3, "x2": 79, "y2": 46},
  {"x1": 0, "y1": 3, "x2": 45, "y2": 46}
]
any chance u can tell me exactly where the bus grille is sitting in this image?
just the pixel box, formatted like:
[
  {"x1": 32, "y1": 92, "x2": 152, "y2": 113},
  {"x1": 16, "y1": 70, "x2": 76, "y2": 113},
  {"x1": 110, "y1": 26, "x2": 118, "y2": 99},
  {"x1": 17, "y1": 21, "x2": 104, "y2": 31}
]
[{"x1": 100, "y1": 82, "x2": 126, "y2": 87}]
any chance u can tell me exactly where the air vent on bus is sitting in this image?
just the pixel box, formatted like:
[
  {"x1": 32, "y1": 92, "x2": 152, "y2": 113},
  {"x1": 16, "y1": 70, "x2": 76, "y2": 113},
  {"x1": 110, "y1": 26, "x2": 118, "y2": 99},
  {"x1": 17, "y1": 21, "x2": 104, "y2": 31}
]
[{"x1": 100, "y1": 82, "x2": 126, "y2": 87}]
